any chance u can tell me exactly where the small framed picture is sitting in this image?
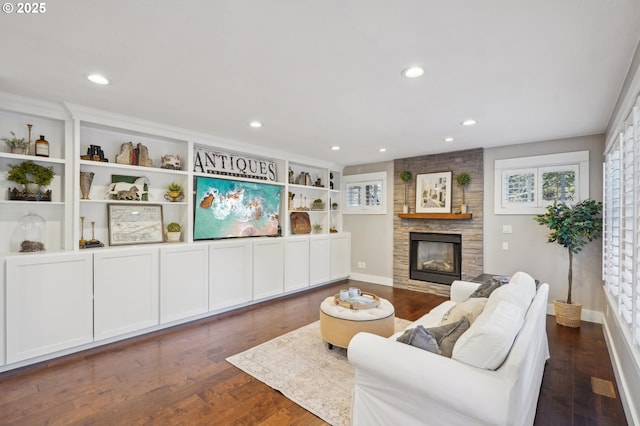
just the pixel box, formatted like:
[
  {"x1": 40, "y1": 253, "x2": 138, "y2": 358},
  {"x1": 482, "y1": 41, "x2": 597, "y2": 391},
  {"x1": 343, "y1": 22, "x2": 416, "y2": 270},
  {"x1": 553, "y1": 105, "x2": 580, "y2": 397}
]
[
  {"x1": 415, "y1": 172, "x2": 452, "y2": 213},
  {"x1": 107, "y1": 204, "x2": 164, "y2": 246}
]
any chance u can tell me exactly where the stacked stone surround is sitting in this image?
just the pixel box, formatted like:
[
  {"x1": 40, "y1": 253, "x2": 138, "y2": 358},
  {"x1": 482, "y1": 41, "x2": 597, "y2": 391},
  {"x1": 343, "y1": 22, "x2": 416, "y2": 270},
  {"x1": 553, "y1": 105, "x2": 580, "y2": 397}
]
[{"x1": 393, "y1": 148, "x2": 483, "y2": 297}]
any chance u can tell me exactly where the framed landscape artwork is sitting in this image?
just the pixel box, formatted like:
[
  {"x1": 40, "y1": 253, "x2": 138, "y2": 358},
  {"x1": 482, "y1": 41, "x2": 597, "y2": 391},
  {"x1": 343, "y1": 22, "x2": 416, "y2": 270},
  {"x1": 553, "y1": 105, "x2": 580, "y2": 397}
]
[
  {"x1": 194, "y1": 176, "x2": 281, "y2": 240},
  {"x1": 415, "y1": 172, "x2": 452, "y2": 213}
]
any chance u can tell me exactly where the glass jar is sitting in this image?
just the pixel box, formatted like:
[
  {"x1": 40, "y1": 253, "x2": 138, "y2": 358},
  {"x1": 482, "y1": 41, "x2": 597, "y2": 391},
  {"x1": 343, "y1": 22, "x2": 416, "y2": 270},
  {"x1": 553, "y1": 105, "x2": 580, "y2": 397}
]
[{"x1": 11, "y1": 211, "x2": 46, "y2": 252}]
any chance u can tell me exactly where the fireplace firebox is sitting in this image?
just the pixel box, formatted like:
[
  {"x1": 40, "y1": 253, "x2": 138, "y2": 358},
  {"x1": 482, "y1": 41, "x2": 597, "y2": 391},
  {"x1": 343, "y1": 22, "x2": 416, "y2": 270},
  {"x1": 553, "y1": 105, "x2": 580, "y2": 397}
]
[{"x1": 409, "y1": 232, "x2": 462, "y2": 285}]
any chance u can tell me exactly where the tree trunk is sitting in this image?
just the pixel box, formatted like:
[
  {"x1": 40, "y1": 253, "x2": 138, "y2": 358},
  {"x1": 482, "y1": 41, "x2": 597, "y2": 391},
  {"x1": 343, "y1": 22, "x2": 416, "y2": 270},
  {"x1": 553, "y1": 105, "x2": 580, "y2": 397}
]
[{"x1": 567, "y1": 248, "x2": 573, "y2": 305}]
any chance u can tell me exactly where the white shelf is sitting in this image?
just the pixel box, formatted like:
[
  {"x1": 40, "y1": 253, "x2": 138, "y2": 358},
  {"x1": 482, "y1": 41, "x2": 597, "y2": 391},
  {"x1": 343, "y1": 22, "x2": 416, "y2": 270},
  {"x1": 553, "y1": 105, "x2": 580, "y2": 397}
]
[
  {"x1": 80, "y1": 199, "x2": 188, "y2": 206},
  {"x1": 80, "y1": 160, "x2": 189, "y2": 176},
  {"x1": 0, "y1": 152, "x2": 66, "y2": 164}
]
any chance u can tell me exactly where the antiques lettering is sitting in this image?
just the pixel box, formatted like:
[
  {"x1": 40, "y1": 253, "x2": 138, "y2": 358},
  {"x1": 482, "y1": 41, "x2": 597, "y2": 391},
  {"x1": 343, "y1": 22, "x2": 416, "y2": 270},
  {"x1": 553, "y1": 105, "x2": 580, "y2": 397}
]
[{"x1": 193, "y1": 148, "x2": 276, "y2": 181}]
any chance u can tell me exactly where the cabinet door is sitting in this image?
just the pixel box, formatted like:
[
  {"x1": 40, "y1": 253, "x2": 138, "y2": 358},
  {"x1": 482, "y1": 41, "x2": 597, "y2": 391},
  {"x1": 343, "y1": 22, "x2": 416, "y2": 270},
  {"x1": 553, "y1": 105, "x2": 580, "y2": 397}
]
[
  {"x1": 284, "y1": 236, "x2": 310, "y2": 292},
  {"x1": 0, "y1": 259, "x2": 5, "y2": 366},
  {"x1": 330, "y1": 233, "x2": 351, "y2": 280},
  {"x1": 310, "y1": 234, "x2": 331, "y2": 286},
  {"x1": 209, "y1": 239, "x2": 253, "y2": 311},
  {"x1": 253, "y1": 238, "x2": 284, "y2": 300},
  {"x1": 94, "y1": 248, "x2": 159, "y2": 341},
  {"x1": 6, "y1": 253, "x2": 93, "y2": 363},
  {"x1": 160, "y1": 245, "x2": 209, "y2": 323}
]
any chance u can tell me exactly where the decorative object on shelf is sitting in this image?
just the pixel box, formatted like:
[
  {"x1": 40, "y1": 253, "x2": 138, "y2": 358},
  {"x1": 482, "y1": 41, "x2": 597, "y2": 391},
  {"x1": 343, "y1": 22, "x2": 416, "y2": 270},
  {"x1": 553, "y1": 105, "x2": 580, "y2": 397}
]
[
  {"x1": 6, "y1": 160, "x2": 55, "y2": 201},
  {"x1": 314, "y1": 176, "x2": 324, "y2": 187},
  {"x1": 11, "y1": 211, "x2": 46, "y2": 252},
  {"x1": 330, "y1": 172, "x2": 334, "y2": 190},
  {"x1": 456, "y1": 172, "x2": 471, "y2": 214},
  {"x1": 164, "y1": 182, "x2": 184, "y2": 202},
  {"x1": 193, "y1": 147, "x2": 277, "y2": 182},
  {"x1": 194, "y1": 176, "x2": 281, "y2": 240},
  {"x1": 137, "y1": 143, "x2": 153, "y2": 167},
  {"x1": 2, "y1": 130, "x2": 30, "y2": 155},
  {"x1": 312, "y1": 223, "x2": 323, "y2": 234},
  {"x1": 83, "y1": 144, "x2": 107, "y2": 162},
  {"x1": 288, "y1": 167, "x2": 295, "y2": 184},
  {"x1": 166, "y1": 222, "x2": 182, "y2": 242},
  {"x1": 332, "y1": 202, "x2": 339, "y2": 210},
  {"x1": 84, "y1": 220, "x2": 105, "y2": 248},
  {"x1": 34, "y1": 135, "x2": 49, "y2": 157},
  {"x1": 535, "y1": 199, "x2": 602, "y2": 328},
  {"x1": 329, "y1": 225, "x2": 338, "y2": 233},
  {"x1": 27, "y1": 124, "x2": 32, "y2": 154},
  {"x1": 106, "y1": 175, "x2": 149, "y2": 201},
  {"x1": 415, "y1": 171, "x2": 452, "y2": 214},
  {"x1": 311, "y1": 198, "x2": 325, "y2": 210},
  {"x1": 115, "y1": 142, "x2": 134, "y2": 165},
  {"x1": 79, "y1": 216, "x2": 87, "y2": 248},
  {"x1": 108, "y1": 203, "x2": 164, "y2": 246},
  {"x1": 288, "y1": 192, "x2": 295, "y2": 210},
  {"x1": 290, "y1": 212, "x2": 311, "y2": 234},
  {"x1": 115, "y1": 142, "x2": 153, "y2": 167},
  {"x1": 399, "y1": 170, "x2": 412, "y2": 214},
  {"x1": 79, "y1": 171, "x2": 95, "y2": 199},
  {"x1": 161, "y1": 154, "x2": 182, "y2": 170}
]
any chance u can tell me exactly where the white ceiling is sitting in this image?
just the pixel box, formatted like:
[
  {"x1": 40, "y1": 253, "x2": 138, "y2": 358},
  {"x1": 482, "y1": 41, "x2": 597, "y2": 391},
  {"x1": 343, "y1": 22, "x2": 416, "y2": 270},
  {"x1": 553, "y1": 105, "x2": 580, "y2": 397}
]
[{"x1": 1, "y1": 1, "x2": 639, "y2": 166}]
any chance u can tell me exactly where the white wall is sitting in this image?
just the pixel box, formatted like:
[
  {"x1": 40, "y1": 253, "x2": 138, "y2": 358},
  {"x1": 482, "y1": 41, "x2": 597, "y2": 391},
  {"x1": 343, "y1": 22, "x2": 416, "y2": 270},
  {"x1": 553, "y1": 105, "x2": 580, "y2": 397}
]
[
  {"x1": 483, "y1": 135, "x2": 605, "y2": 314},
  {"x1": 343, "y1": 161, "x2": 394, "y2": 285}
]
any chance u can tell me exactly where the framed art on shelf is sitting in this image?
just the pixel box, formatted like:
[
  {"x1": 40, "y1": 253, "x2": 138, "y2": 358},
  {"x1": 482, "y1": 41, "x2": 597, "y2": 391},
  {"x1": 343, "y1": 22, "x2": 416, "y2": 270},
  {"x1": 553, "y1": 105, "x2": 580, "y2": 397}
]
[
  {"x1": 415, "y1": 171, "x2": 452, "y2": 213},
  {"x1": 107, "y1": 204, "x2": 164, "y2": 246}
]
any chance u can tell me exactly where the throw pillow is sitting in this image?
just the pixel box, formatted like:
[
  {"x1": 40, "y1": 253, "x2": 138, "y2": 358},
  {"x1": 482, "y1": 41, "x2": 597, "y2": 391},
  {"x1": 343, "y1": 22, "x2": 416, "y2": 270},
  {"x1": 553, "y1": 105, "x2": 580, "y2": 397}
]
[
  {"x1": 440, "y1": 297, "x2": 488, "y2": 325},
  {"x1": 396, "y1": 325, "x2": 441, "y2": 354},
  {"x1": 469, "y1": 281, "x2": 501, "y2": 298},
  {"x1": 427, "y1": 316, "x2": 470, "y2": 358},
  {"x1": 452, "y1": 300, "x2": 524, "y2": 370}
]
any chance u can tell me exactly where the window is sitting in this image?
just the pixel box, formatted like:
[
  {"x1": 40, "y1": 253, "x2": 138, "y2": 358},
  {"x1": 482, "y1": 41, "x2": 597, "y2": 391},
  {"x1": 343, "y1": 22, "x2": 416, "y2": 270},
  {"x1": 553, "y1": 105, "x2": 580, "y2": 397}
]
[
  {"x1": 494, "y1": 151, "x2": 589, "y2": 214},
  {"x1": 342, "y1": 172, "x2": 386, "y2": 214},
  {"x1": 603, "y1": 99, "x2": 640, "y2": 351}
]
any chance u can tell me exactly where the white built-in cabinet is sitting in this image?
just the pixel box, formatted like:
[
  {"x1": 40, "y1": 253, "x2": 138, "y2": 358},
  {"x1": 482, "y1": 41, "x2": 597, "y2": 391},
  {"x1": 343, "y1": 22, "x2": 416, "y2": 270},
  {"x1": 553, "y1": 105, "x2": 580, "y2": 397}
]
[
  {"x1": 94, "y1": 248, "x2": 159, "y2": 341},
  {"x1": 0, "y1": 92, "x2": 351, "y2": 372},
  {"x1": 160, "y1": 245, "x2": 209, "y2": 323},
  {"x1": 284, "y1": 236, "x2": 310, "y2": 291},
  {"x1": 253, "y1": 238, "x2": 284, "y2": 300},
  {"x1": 6, "y1": 253, "x2": 93, "y2": 363},
  {"x1": 208, "y1": 239, "x2": 253, "y2": 311}
]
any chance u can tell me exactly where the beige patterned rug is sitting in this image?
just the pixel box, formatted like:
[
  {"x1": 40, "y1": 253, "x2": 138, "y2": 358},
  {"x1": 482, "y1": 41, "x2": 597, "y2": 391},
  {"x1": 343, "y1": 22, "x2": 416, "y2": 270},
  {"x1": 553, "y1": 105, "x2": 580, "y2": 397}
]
[{"x1": 226, "y1": 318, "x2": 411, "y2": 426}]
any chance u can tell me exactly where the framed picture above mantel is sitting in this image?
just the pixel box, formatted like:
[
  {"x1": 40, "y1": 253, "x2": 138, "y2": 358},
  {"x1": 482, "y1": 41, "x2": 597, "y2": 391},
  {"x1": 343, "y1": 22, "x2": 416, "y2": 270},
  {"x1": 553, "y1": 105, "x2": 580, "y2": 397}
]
[{"x1": 415, "y1": 171, "x2": 452, "y2": 213}]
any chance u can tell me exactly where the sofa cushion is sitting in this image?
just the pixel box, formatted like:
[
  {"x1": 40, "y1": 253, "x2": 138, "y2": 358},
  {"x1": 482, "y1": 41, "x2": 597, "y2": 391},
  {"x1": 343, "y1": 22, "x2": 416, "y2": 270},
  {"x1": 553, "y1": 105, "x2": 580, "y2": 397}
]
[
  {"x1": 451, "y1": 300, "x2": 524, "y2": 369},
  {"x1": 484, "y1": 271, "x2": 536, "y2": 316},
  {"x1": 440, "y1": 297, "x2": 488, "y2": 325},
  {"x1": 427, "y1": 316, "x2": 470, "y2": 357},
  {"x1": 396, "y1": 325, "x2": 441, "y2": 354}
]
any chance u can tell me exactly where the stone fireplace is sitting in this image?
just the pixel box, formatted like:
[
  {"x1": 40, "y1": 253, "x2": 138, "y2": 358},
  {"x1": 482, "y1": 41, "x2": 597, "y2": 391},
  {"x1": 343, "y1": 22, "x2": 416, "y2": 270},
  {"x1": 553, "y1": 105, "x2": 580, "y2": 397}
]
[
  {"x1": 409, "y1": 232, "x2": 461, "y2": 285},
  {"x1": 394, "y1": 148, "x2": 483, "y2": 297}
]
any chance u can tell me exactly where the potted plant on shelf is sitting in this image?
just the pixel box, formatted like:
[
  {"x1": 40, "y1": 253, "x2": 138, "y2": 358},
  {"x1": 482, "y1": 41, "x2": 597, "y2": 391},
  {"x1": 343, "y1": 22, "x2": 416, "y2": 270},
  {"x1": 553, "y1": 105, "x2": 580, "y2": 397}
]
[
  {"x1": 166, "y1": 222, "x2": 182, "y2": 242},
  {"x1": 312, "y1": 223, "x2": 323, "y2": 234},
  {"x1": 400, "y1": 170, "x2": 412, "y2": 213},
  {"x1": 535, "y1": 199, "x2": 603, "y2": 328},
  {"x1": 332, "y1": 202, "x2": 339, "y2": 210},
  {"x1": 7, "y1": 160, "x2": 55, "y2": 199},
  {"x1": 312, "y1": 198, "x2": 325, "y2": 210},
  {"x1": 456, "y1": 172, "x2": 471, "y2": 213},
  {"x1": 165, "y1": 182, "x2": 184, "y2": 202},
  {"x1": 2, "y1": 131, "x2": 30, "y2": 155}
]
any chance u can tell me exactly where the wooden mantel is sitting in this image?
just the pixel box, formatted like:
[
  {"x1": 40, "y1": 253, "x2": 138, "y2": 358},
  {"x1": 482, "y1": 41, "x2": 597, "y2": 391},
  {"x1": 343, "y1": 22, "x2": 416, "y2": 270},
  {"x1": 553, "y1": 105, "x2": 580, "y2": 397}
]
[{"x1": 398, "y1": 213, "x2": 473, "y2": 220}]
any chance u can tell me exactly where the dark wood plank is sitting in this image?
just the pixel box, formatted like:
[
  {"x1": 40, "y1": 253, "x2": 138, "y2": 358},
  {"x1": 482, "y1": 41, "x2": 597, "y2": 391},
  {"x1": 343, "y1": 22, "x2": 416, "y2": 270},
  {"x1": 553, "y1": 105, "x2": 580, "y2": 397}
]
[{"x1": 0, "y1": 280, "x2": 628, "y2": 425}]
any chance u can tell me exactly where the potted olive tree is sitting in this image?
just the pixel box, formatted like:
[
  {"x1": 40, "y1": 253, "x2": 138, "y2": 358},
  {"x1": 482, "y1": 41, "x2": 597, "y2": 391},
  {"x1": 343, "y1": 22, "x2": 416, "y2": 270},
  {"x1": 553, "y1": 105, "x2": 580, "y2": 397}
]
[
  {"x1": 535, "y1": 199, "x2": 602, "y2": 327},
  {"x1": 400, "y1": 170, "x2": 412, "y2": 213},
  {"x1": 456, "y1": 172, "x2": 471, "y2": 213}
]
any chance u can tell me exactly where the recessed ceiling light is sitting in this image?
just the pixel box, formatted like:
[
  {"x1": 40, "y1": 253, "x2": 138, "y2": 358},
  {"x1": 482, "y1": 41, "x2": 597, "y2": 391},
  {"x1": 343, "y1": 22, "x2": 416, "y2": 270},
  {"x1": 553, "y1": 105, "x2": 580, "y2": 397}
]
[
  {"x1": 444, "y1": 137, "x2": 454, "y2": 142},
  {"x1": 249, "y1": 121, "x2": 262, "y2": 128},
  {"x1": 379, "y1": 148, "x2": 387, "y2": 152},
  {"x1": 87, "y1": 73, "x2": 110, "y2": 85},
  {"x1": 401, "y1": 66, "x2": 424, "y2": 78},
  {"x1": 461, "y1": 119, "x2": 477, "y2": 126},
  {"x1": 331, "y1": 146, "x2": 340, "y2": 151}
]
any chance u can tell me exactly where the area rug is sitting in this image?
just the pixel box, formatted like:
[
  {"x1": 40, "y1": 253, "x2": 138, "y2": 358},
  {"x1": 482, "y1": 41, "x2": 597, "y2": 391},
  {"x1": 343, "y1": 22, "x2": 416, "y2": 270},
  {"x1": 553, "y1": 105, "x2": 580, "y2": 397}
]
[{"x1": 226, "y1": 317, "x2": 411, "y2": 426}]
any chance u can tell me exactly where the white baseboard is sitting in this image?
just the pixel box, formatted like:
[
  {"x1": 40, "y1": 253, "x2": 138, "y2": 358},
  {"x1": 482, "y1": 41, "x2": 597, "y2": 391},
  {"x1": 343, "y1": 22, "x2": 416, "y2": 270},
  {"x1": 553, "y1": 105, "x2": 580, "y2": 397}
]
[
  {"x1": 545, "y1": 303, "x2": 603, "y2": 324},
  {"x1": 349, "y1": 272, "x2": 393, "y2": 286}
]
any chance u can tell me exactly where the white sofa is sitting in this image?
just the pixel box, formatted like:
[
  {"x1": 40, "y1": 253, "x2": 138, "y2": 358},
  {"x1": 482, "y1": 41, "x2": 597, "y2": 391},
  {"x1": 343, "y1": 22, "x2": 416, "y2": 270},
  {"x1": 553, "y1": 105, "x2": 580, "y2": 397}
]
[{"x1": 348, "y1": 272, "x2": 550, "y2": 426}]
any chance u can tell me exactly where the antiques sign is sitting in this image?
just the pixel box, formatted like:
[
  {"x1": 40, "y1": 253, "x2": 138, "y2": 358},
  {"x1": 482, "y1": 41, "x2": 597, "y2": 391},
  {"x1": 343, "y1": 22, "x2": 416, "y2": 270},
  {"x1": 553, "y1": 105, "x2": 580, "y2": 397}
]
[{"x1": 193, "y1": 147, "x2": 277, "y2": 181}]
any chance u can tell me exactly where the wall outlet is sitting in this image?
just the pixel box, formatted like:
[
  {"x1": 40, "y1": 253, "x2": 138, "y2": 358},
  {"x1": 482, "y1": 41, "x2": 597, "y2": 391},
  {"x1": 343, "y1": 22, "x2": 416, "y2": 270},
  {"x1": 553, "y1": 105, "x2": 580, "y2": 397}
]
[
  {"x1": 502, "y1": 225, "x2": 513, "y2": 234},
  {"x1": 357, "y1": 261, "x2": 366, "y2": 269},
  {"x1": 502, "y1": 242, "x2": 509, "y2": 250}
]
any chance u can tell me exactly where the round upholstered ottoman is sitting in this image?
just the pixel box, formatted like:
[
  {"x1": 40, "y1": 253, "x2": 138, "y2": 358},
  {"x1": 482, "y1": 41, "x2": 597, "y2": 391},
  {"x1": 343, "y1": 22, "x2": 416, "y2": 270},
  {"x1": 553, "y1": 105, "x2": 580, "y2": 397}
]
[{"x1": 319, "y1": 295, "x2": 395, "y2": 349}]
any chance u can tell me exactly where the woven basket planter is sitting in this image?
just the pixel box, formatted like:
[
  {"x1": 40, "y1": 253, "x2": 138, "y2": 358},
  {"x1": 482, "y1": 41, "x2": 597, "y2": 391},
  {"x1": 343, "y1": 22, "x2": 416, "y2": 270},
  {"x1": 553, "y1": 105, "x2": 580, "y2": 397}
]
[{"x1": 553, "y1": 300, "x2": 582, "y2": 328}]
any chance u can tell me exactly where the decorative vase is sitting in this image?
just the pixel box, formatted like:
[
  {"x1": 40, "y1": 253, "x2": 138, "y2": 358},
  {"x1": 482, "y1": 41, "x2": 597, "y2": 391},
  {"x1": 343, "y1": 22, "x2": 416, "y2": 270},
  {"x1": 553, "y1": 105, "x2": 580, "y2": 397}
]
[
  {"x1": 166, "y1": 231, "x2": 181, "y2": 243},
  {"x1": 461, "y1": 204, "x2": 468, "y2": 214},
  {"x1": 25, "y1": 183, "x2": 39, "y2": 194},
  {"x1": 553, "y1": 300, "x2": 582, "y2": 328},
  {"x1": 402, "y1": 205, "x2": 409, "y2": 214},
  {"x1": 80, "y1": 172, "x2": 95, "y2": 200},
  {"x1": 164, "y1": 191, "x2": 184, "y2": 202}
]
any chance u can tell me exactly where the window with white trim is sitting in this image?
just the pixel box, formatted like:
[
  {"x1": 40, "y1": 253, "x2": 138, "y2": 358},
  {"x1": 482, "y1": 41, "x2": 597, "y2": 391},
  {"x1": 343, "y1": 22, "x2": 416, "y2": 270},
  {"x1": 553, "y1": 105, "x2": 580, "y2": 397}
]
[
  {"x1": 494, "y1": 151, "x2": 589, "y2": 215},
  {"x1": 342, "y1": 172, "x2": 386, "y2": 214},
  {"x1": 603, "y1": 97, "x2": 640, "y2": 351}
]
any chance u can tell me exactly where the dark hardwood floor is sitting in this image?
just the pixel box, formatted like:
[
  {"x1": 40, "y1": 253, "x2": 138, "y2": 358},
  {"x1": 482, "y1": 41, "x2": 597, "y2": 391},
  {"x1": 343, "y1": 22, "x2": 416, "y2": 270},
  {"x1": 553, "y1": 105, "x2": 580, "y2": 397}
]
[{"x1": 0, "y1": 280, "x2": 628, "y2": 425}]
